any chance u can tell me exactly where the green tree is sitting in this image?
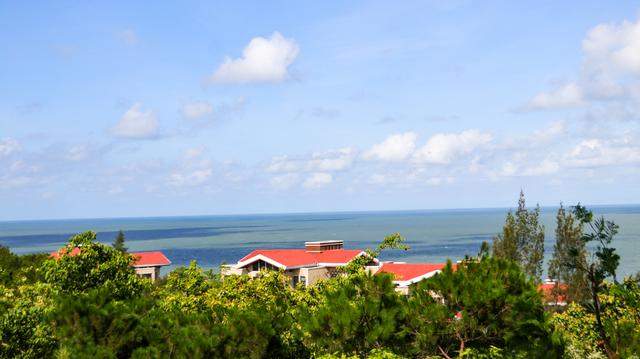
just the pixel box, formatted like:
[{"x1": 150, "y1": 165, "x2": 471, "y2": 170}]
[
  {"x1": 300, "y1": 271, "x2": 405, "y2": 356},
  {"x1": 342, "y1": 233, "x2": 409, "y2": 273},
  {"x1": 548, "y1": 204, "x2": 589, "y2": 303},
  {"x1": 412, "y1": 257, "x2": 561, "y2": 358},
  {"x1": 0, "y1": 246, "x2": 47, "y2": 286},
  {"x1": 112, "y1": 230, "x2": 127, "y2": 253},
  {"x1": 0, "y1": 283, "x2": 57, "y2": 358},
  {"x1": 572, "y1": 204, "x2": 621, "y2": 358},
  {"x1": 42, "y1": 231, "x2": 145, "y2": 300},
  {"x1": 492, "y1": 190, "x2": 545, "y2": 281}
]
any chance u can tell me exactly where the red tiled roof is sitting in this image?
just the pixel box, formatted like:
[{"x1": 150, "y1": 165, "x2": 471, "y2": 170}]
[
  {"x1": 50, "y1": 247, "x2": 81, "y2": 258},
  {"x1": 538, "y1": 282, "x2": 568, "y2": 304},
  {"x1": 238, "y1": 249, "x2": 364, "y2": 269},
  {"x1": 50, "y1": 248, "x2": 170, "y2": 267},
  {"x1": 377, "y1": 262, "x2": 447, "y2": 281},
  {"x1": 132, "y1": 251, "x2": 171, "y2": 267}
]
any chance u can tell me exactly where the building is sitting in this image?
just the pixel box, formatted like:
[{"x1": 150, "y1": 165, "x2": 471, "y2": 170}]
[
  {"x1": 539, "y1": 279, "x2": 568, "y2": 306},
  {"x1": 368, "y1": 261, "x2": 449, "y2": 294},
  {"x1": 50, "y1": 248, "x2": 171, "y2": 282},
  {"x1": 130, "y1": 251, "x2": 172, "y2": 281},
  {"x1": 221, "y1": 240, "x2": 370, "y2": 286}
]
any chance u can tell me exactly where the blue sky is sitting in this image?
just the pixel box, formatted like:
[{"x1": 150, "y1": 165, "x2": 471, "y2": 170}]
[{"x1": 1, "y1": 1, "x2": 640, "y2": 220}]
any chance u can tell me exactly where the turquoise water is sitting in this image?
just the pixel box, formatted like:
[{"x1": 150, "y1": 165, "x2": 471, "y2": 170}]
[{"x1": 1, "y1": 206, "x2": 639, "y2": 276}]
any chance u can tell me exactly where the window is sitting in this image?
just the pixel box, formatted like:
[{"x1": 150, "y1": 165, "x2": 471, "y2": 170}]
[
  {"x1": 299, "y1": 276, "x2": 307, "y2": 286},
  {"x1": 250, "y1": 260, "x2": 276, "y2": 272}
]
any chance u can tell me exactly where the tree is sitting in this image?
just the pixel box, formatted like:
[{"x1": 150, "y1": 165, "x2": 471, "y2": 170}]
[
  {"x1": 492, "y1": 190, "x2": 545, "y2": 281},
  {"x1": 548, "y1": 204, "x2": 589, "y2": 303},
  {"x1": 411, "y1": 257, "x2": 561, "y2": 358},
  {"x1": 42, "y1": 231, "x2": 146, "y2": 300},
  {"x1": 112, "y1": 230, "x2": 127, "y2": 253},
  {"x1": 571, "y1": 205, "x2": 621, "y2": 358},
  {"x1": 342, "y1": 233, "x2": 409, "y2": 273},
  {"x1": 300, "y1": 271, "x2": 406, "y2": 356}
]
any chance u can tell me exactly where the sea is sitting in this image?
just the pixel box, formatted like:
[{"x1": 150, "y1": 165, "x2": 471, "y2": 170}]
[{"x1": 1, "y1": 206, "x2": 639, "y2": 277}]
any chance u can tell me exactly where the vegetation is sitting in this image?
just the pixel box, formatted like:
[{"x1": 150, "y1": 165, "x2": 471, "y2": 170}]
[
  {"x1": 492, "y1": 191, "x2": 545, "y2": 281},
  {"x1": 113, "y1": 230, "x2": 127, "y2": 253},
  {"x1": 548, "y1": 204, "x2": 589, "y2": 303},
  {"x1": 0, "y1": 201, "x2": 638, "y2": 358}
]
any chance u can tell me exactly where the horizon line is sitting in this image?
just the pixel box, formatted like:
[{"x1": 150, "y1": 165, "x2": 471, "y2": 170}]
[{"x1": 3, "y1": 202, "x2": 639, "y2": 223}]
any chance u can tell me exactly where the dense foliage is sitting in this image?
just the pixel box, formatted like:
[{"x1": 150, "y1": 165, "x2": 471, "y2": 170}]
[
  {"x1": 0, "y1": 201, "x2": 639, "y2": 358},
  {"x1": 492, "y1": 191, "x2": 545, "y2": 281}
]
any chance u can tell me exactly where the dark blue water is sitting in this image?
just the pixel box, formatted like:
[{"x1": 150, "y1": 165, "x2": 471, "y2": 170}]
[{"x1": 1, "y1": 206, "x2": 638, "y2": 276}]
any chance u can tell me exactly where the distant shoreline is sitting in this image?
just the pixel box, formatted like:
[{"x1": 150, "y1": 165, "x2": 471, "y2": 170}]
[{"x1": 3, "y1": 203, "x2": 640, "y2": 223}]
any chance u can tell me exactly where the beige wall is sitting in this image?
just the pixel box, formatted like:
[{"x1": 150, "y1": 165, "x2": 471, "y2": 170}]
[{"x1": 134, "y1": 266, "x2": 160, "y2": 281}]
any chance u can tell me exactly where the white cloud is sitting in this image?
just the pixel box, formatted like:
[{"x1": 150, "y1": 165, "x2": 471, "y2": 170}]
[
  {"x1": 269, "y1": 173, "x2": 300, "y2": 190},
  {"x1": 522, "y1": 159, "x2": 560, "y2": 176},
  {"x1": 531, "y1": 121, "x2": 566, "y2": 143},
  {"x1": 111, "y1": 103, "x2": 159, "y2": 139},
  {"x1": 307, "y1": 147, "x2": 355, "y2": 171},
  {"x1": 167, "y1": 147, "x2": 215, "y2": 187},
  {"x1": 566, "y1": 138, "x2": 640, "y2": 167},
  {"x1": 168, "y1": 168, "x2": 213, "y2": 187},
  {"x1": 117, "y1": 29, "x2": 138, "y2": 46},
  {"x1": 210, "y1": 32, "x2": 299, "y2": 84},
  {"x1": 363, "y1": 132, "x2": 417, "y2": 161},
  {"x1": 267, "y1": 147, "x2": 356, "y2": 174},
  {"x1": 523, "y1": 16, "x2": 640, "y2": 112},
  {"x1": 583, "y1": 17, "x2": 640, "y2": 75},
  {"x1": 413, "y1": 130, "x2": 492, "y2": 164},
  {"x1": 182, "y1": 101, "x2": 213, "y2": 119},
  {"x1": 0, "y1": 138, "x2": 20, "y2": 157},
  {"x1": 303, "y1": 172, "x2": 332, "y2": 189},
  {"x1": 525, "y1": 83, "x2": 584, "y2": 110}
]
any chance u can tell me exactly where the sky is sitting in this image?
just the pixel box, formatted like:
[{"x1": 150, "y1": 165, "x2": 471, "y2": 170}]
[{"x1": 1, "y1": 1, "x2": 640, "y2": 220}]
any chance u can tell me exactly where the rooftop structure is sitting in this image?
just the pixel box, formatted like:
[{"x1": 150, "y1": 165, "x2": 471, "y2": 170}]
[
  {"x1": 368, "y1": 261, "x2": 450, "y2": 294},
  {"x1": 51, "y1": 248, "x2": 171, "y2": 282},
  {"x1": 538, "y1": 279, "x2": 568, "y2": 306},
  {"x1": 222, "y1": 240, "x2": 369, "y2": 286}
]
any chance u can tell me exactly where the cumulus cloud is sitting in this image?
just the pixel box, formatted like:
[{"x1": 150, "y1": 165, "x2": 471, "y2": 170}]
[
  {"x1": 210, "y1": 32, "x2": 299, "y2": 84},
  {"x1": 523, "y1": 15, "x2": 640, "y2": 112},
  {"x1": 0, "y1": 138, "x2": 20, "y2": 157},
  {"x1": 583, "y1": 17, "x2": 640, "y2": 75},
  {"x1": 566, "y1": 138, "x2": 640, "y2": 168},
  {"x1": 412, "y1": 130, "x2": 492, "y2": 164},
  {"x1": 303, "y1": 172, "x2": 333, "y2": 189},
  {"x1": 182, "y1": 101, "x2": 214, "y2": 119},
  {"x1": 524, "y1": 83, "x2": 584, "y2": 110},
  {"x1": 111, "y1": 103, "x2": 159, "y2": 139},
  {"x1": 363, "y1": 132, "x2": 417, "y2": 161}
]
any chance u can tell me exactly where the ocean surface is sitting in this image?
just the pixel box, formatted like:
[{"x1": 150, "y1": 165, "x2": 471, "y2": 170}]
[{"x1": 1, "y1": 206, "x2": 639, "y2": 277}]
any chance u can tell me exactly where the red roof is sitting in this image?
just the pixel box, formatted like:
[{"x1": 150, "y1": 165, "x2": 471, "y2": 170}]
[
  {"x1": 50, "y1": 248, "x2": 171, "y2": 267},
  {"x1": 238, "y1": 249, "x2": 364, "y2": 269},
  {"x1": 132, "y1": 251, "x2": 171, "y2": 267},
  {"x1": 538, "y1": 282, "x2": 568, "y2": 304},
  {"x1": 377, "y1": 262, "x2": 447, "y2": 282}
]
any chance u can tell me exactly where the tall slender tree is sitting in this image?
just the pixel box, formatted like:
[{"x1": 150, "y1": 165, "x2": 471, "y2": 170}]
[
  {"x1": 571, "y1": 204, "x2": 621, "y2": 359},
  {"x1": 113, "y1": 230, "x2": 127, "y2": 253},
  {"x1": 548, "y1": 204, "x2": 589, "y2": 303},
  {"x1": 492, "y1": 190, "x2": 545, "y2": 281}
]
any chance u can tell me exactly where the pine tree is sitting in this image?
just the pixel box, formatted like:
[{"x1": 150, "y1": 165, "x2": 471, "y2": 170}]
[
  {"x1": 548, "y1": 204, "x2": 589, "y2": 303},
  {"x1": 113, "y1": 230, "x2": 127, "y2": 253},
  {"x1": 492, "y1": 190, "x2": 545, "y2": 281}
]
